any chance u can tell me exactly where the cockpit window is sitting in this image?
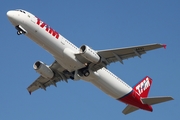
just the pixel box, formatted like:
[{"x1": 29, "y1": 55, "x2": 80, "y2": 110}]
[{"x1": 16, "y1": 9, "x2": 26, "y2": 14}]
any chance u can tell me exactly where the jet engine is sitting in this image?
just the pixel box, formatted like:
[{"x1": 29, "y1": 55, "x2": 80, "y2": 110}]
[
  {"x1": 79, "y1": 45, "x2": 101, "y2": 63},
  {"x1": 33, "y1": 61, "x2": 54, "y2": 79}
]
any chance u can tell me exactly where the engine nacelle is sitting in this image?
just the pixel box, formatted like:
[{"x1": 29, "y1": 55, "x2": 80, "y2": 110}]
[
  {"x1": 33, "y1": 61, "x2": 54, "y2": 79},
  {"x1": 80, "y1": 45, "x2": 101, "y2": 63}
]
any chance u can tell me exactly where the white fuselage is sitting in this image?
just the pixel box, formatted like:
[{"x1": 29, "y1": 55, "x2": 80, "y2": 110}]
[{"x1": 7, "y1": 10, "x2": 132, "y2": 99}]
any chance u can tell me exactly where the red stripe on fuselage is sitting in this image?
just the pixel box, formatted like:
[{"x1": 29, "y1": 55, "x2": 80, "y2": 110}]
[{"x1": 118, "y1": 90, "x2": 153, "y2": 112}]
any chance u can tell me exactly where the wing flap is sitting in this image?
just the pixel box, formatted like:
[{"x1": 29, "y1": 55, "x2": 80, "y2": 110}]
[{"x1": 122, "y1": 105, "x2": 139, "y2": 115}]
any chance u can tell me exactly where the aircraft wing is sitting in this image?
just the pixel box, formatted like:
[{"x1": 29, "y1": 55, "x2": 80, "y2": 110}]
[
  {"x1": 90, "y1": 43, "x2": 166, "y2": 71},
  {"x1": 97, "y1": 43, "x2": 166, "y2": 64},
  {"x1": 27, "y1": 61, "x2": 70, "y2": 94}
]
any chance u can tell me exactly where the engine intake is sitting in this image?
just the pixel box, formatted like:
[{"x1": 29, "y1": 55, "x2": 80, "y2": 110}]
[
  {"x1": 33, "y1": 61, "x2": 54, "y2": 79},
  {"x1": 80, "y1": 45, "x2": 101, "y2": 63}
]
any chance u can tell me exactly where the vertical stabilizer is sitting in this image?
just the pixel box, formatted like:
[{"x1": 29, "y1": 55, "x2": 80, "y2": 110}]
[{"x1": 133, "y1": 76, "x2": 152, "y2": 97}]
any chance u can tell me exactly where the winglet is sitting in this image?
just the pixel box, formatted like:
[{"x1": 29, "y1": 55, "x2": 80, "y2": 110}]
[
  {"x1": 29, "y1": 91, "x2": 32, "y2": 95},
  {"x1": 162, "y1": 44, "x2": 167, "y2": 49}
]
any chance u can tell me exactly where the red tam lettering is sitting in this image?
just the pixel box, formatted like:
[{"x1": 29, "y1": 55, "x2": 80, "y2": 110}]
[
  {"x1": 40, "y1": 22, "x2": 47, "y2": 28},
  {"x1": 37, "y1": 18, "x2": 41, "y2": 25},
  {"x1": 36, "y1": 18, "x2": 60, "y2": 39},
  {"x1": 48, "y1": 28, "x2": 59, "y2": 39},
  {"x1": 46, "y1": 26, "x2": 49, "y2": 31}
]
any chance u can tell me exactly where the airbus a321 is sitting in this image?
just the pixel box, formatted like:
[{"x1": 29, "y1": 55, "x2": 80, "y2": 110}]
[{"x1": 7, "y1": 9, "x2": 173, "y2": 115}]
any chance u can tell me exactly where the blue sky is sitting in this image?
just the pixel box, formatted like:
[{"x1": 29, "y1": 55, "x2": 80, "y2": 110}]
[{"x1": 1, "y1": 0, "x2": 179, "y2": 119}]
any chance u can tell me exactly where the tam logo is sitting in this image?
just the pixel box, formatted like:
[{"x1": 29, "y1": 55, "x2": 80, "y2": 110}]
[
  {"x1": 136, "y1": 77, "x2": 150, "y2": 95},
  {"x1": 36, "y1": 18, "x2": 59, "y2": 39}
]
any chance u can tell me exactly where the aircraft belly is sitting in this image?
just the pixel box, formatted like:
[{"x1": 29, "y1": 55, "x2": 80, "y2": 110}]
[
  {"x1": 83, "y1": 68, "x2": 132, "y2": 99},
  {"x1": 62, "y1": 48, "x2": 85, "y2": 71}
]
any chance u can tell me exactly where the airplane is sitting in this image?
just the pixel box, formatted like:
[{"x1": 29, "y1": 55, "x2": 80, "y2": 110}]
[{"x1": 7, "y1": 9, "x2": 173, "y2": 115}]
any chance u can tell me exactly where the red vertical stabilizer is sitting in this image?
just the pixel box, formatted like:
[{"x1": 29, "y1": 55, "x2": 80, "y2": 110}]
[{"x1": 133, "y1": 76, "x2": 152, "y2": 98}]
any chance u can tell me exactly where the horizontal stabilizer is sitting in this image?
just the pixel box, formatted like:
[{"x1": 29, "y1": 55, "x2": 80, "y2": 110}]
[
  {"x1": 141, "y1": 96, "x2": 174, "y2": 105},
  {"x1": 122, "y1": 105, "x2": 139, "y2": 115}
]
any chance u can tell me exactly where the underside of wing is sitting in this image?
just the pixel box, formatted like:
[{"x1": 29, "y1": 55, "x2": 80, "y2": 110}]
[
  {"x1": 27, "y1": 61, "x2": 71, "y2": 94},
  {"x1": 76, "y1": 43, "x2": 166, "y2": 71},
  {"x1": 97, "y1": 43, "x2": 166, "y2": 64}
]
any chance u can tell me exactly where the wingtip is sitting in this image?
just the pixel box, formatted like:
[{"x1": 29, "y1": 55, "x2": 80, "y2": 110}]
[
  {"x1": 162, "y1": 44, "x2": 167, "y2": 49},
  {"x1": 29, "y1": 91, "x2": 32, "y2": 95},
  {"x1": 170, "y1": 97, "x2": 174, "y2": 100}
]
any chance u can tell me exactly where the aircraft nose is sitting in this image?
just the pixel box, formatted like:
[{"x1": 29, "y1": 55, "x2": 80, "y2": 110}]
[
  {"x1": 7, "y1": 10, "x2": 14, "y2": 19},
  {"x1": 7, "y1": 10, "x2": 19, "y2": 25}
]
